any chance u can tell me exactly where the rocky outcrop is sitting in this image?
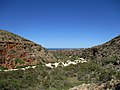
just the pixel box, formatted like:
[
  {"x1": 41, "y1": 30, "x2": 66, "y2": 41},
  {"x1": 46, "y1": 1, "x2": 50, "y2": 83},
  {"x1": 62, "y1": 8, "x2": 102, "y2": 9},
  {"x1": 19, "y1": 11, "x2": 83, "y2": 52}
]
[
  {"x1": 69, "y1": 79, "x2": 120, "y2": 90},
  {"x1": 0, "y1": 30, "x2": 56, "y2": 69}
]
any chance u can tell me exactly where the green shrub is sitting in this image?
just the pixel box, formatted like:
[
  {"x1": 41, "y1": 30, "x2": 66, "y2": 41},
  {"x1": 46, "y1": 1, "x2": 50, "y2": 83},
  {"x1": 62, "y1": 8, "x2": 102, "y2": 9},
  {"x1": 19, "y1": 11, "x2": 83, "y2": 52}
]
[
  {"x1": 0, "y1": 66, "x2": 7, "y2": 70},
  {"x1": 15, "y1": 58, "x2": 25, "y2": 64},
  {"x1": 102, "y1": 55, "x2": 117, "y2": 65}
]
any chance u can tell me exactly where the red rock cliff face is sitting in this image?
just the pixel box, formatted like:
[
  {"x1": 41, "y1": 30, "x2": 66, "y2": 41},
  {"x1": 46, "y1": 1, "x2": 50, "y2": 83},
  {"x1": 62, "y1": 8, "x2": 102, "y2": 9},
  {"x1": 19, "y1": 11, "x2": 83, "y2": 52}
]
[{"x1": 0, "y1": 30, "x2": 56, "y2": 69}]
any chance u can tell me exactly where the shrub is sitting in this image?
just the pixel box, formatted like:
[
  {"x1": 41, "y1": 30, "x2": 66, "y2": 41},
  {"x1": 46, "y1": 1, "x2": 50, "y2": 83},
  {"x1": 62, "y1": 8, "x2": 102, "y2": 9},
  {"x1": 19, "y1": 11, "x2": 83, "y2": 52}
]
[{"x1": 15, "y1": 58, "x2": 25, "y2": 64}]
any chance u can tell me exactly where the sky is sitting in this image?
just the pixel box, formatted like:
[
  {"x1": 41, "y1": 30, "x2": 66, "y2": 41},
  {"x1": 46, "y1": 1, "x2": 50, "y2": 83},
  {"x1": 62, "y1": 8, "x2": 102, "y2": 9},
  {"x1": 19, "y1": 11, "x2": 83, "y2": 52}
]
[{"x1": 0, "y1": 0, "x2": 120, "y2": 48}]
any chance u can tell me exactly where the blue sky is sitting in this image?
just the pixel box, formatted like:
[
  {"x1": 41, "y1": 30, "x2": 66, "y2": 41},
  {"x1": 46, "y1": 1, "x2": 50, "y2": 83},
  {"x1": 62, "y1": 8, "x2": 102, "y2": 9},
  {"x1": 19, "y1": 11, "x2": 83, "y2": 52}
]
[{"x1": 0, "y1": 0, "x2": 120, "y2": 48}]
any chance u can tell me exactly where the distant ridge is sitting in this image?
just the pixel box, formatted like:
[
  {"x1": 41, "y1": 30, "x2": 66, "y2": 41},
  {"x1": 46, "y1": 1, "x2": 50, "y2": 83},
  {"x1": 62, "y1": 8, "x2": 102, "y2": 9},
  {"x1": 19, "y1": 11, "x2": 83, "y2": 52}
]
[{"x1": 47, "y1": 48, "x2": 81, "y2": 50}]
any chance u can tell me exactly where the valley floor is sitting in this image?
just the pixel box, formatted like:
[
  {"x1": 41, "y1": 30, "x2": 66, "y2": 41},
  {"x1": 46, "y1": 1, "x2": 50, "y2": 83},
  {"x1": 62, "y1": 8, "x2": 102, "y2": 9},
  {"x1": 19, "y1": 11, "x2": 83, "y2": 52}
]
[{"x1": 0, "y1": 58, "x2": 87, "y2": 72}]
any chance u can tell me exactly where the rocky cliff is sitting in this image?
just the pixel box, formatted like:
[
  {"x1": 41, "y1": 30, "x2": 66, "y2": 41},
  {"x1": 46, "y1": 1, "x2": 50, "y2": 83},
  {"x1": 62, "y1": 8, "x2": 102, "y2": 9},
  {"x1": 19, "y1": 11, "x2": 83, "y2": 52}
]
[{"x1": 0, "y1": 30, "x2": 56, "y2": 69}]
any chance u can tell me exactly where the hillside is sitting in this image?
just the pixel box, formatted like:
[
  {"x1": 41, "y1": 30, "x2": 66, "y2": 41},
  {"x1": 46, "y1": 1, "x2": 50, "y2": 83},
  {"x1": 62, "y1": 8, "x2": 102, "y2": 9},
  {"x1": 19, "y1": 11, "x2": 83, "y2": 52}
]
[
  {"x1": 50, "y1": 35, "x2": 120, "y2": 64},
  {"x1": 81, "y1": 35, "x2": 120, "y2": 60},
  {"x1": 0, "y1": 30, "x2": 56, "y2": 69},
  {"x1": 0, "y1": 32, "x2": 120, "y2": 90}
]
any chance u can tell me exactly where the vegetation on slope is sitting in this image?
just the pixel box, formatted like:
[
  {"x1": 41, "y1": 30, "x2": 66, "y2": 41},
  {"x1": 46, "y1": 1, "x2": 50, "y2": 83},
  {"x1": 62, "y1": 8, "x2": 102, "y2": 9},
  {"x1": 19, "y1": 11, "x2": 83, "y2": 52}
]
[{"x1": 0, "y1": 58, "x2": 120, "y2": 90}]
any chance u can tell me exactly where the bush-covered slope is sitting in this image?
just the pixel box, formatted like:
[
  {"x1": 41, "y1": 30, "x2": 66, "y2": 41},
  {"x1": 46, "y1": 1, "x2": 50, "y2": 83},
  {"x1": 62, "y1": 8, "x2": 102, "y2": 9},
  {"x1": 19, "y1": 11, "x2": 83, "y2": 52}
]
[{"x1": 0, "y1": 61, "x2": 120, "y2": 90}]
